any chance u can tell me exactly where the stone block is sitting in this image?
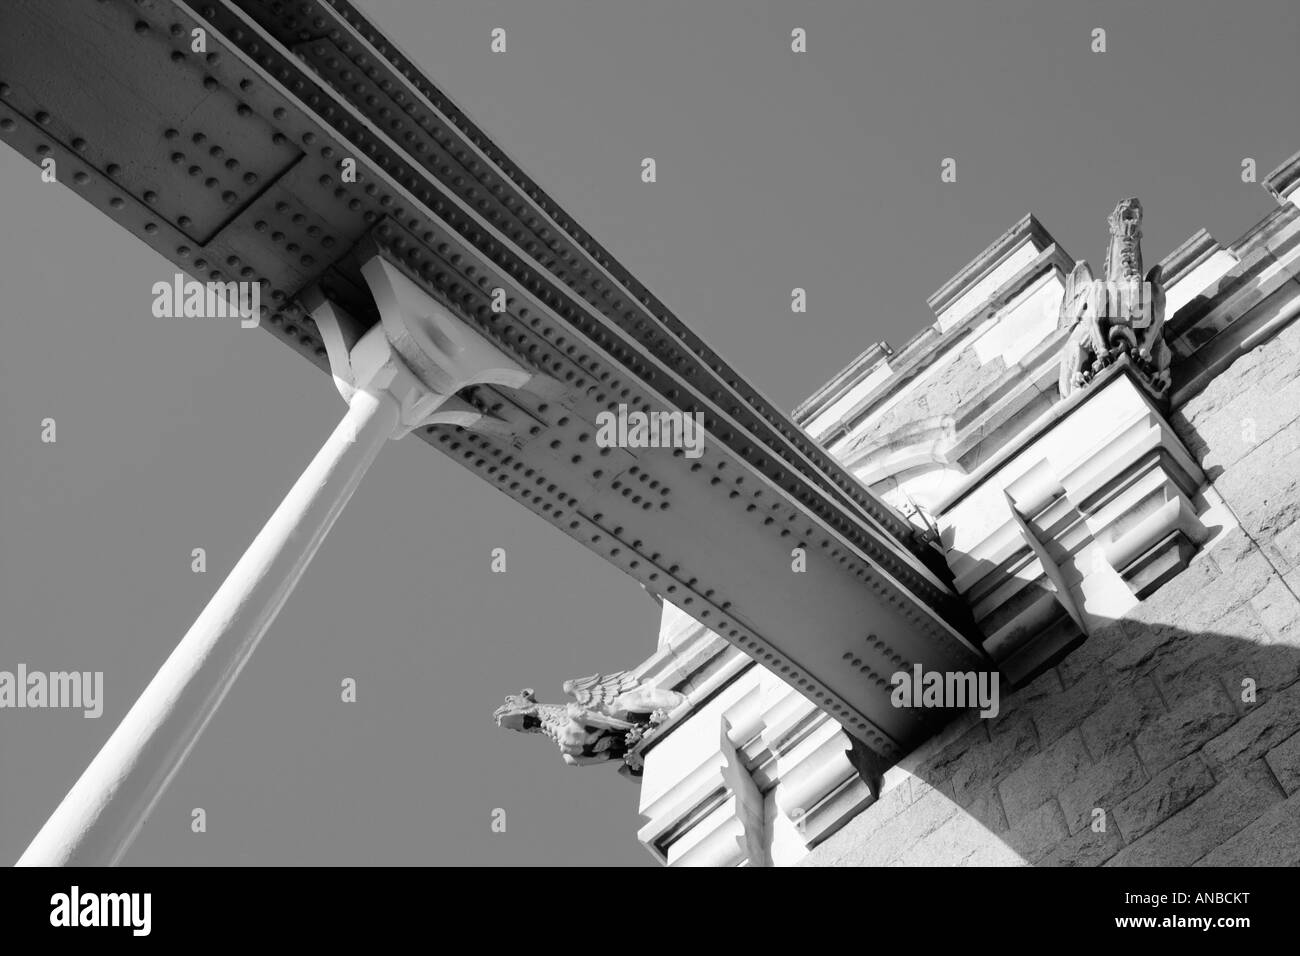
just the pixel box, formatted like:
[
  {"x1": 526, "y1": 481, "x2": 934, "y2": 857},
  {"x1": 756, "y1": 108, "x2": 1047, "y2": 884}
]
[
  {"x1": 1149, "y1": 605, "x2": 1266, "y2": 709},
  {"x1": 1036, "y1": 822, "x2": 1125, "y2": 867},
  {"x1": 1211, "y1": 527, "x2": 1283, "y2": 602},
  {"x1": 1214, "y1": 423, "x2": 1300, "y2": 546},
  {"x1": 958, "y1": 784, "x2": 1009, "y2": 834},
  {"x1": 990, "y1": 665, "x2": 1062, "y2": 721},
  {"x1": 1236, "y1": 642, "x2": 1300, "y2": 703},
  {"x1": 1112, "y1": 754, "x2": 1215, "y2": 842},
  {"x1": 1265, "y1": 728, "x2": 1300, "y2": 794},
  {"x1": 1079, "y1": 677, "x2": 1166, "y2": 761},
  {"x1": 897, "y1": 805, "x2": 1026, "y2": 867},
  {"x1": 914, "y1": 721, "x2": 990, "y2": 787},
  {"x1": 1272, "y1": 520, "x2": 1300, "y2": 573},
  {"x1": 1058, "y1": 745, "x2": 1148, "y2": 833},
  {"x1": 1250, "y1": 575, "x2": 1300, "y2": 645},
  {"x1": 1058, "y1": 623, "x2": 1129, "y2": 687},
  {"x1": 948, "y1": 711, "x2": 1037, "y2": 809},
  {"x1": 1033, "y1": 669, "x2": 1114, "y2": 747},
  {"x1": 1002, "y1": 799, "x2": 1069, "y2": 862},
  {"x1": 1106, "y1": 761, "x2": 1280, "y2": 866},
  {"x1": 1133, "y1": 684, "x2": 1237, "y2": 774},
  {"x1": 1196, "y1": 789, "x2": 1300, "y2": 866},
  {"x1": 1173, "y1": 348, "x2": 1300, "y2": 474},
  {"x1": 804, "y1": 781, "x2": 962, "y2": 867},
  {"x1": 1120, "y1": 554, "x2": 1240, "y2": 635},
  {"x1": 959, "y1": 834, "x2": 1031, "y2": 867},
  {"x1": 1103, "y1": 622, "x2": 1185, "y2": 681},
  {"x1": 998, "y1": 730, "x2": 1091, "y2": 827},
  {"x1": 1203, "y1": 679, "x2": 1300, "y2": 776}
]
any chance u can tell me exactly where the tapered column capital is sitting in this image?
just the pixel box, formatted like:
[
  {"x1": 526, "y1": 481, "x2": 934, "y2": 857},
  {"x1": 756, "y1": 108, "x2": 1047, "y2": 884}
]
[{"x1": 304, "y1": 251, "x2": 533, "y2": 439}]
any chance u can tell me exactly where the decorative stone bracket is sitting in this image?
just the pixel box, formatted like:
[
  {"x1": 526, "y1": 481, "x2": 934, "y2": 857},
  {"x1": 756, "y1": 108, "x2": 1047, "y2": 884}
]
[
  {"x1": 936, "y1": 360, "x2": 1209, "y2": 685},
  {"x1": 636, "y1": 659, "x2": 876, "y2": 866}
]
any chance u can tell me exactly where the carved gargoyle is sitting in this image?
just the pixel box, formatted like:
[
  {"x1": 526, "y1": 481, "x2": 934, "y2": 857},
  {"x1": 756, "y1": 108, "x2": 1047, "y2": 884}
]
[
  {"x1": 493, "y1": 672, "x2": 686, "y2": 776},
  {"x1": 1058, "y1": 198, "x2": 1172, "y2": 399}
]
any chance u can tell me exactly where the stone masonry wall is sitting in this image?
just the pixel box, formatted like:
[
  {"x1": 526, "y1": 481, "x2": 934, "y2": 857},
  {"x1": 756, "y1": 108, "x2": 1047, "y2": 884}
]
[{"x1": 803, "y1": 316, "x2": 1300, "y2": 866}]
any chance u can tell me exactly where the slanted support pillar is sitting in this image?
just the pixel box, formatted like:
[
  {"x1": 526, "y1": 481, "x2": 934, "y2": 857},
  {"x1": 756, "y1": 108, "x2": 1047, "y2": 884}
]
[
  {"x1": 17, "y1": 250, "x2": 530, "y2": 866},
  {"x1": 18, "y1": 386, "x2": 399, "y2": 866}
]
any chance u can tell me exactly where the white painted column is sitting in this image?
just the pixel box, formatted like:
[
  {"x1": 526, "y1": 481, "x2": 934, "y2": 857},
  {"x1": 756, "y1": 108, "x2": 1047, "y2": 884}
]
[
  {"x1": 18, "y1": 252, "x2": 532, "y2": 867},
  {"x1": 17, "y1": 387, "x2": 399, "y2": 866}
]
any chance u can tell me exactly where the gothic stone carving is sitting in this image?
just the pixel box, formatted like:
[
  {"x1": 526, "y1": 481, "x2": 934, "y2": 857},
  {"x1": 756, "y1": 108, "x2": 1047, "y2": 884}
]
[
  {"x1": 1058, "y1": 198, "x2": 1172, "y2": 399},
  {"x1": 493, "y1": 672, "x2": 685, "y2": 775}
]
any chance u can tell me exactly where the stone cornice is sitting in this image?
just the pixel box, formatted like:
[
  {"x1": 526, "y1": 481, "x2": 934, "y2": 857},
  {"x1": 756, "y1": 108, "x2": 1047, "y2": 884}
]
[
  {"x1": 796, "y1": 217, "x2": 1068, "y2": 451},
  {"x1": 1167, "y1": 205, "x2": 1300, "y2": 407},
  {"x1": 926, "y1": 213, "x2": 1062, "y2": 318},
  {"x1": 1158, "y1": 228, "x2": 1222, "y2": 289},
  {"x1": 1265, "y1": 147, "x2": 1300, "y2": 206},
  {"x1": 819, "y1": 242, "x2": 1073, "y2": 461},
  {"x1": 792, "y1": 342, "x2": 893, "y2": 428}
]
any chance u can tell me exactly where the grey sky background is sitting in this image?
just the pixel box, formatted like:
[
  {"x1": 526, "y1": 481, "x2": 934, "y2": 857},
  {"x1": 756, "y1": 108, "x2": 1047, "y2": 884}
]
[{"x1": 1, "y1": 0, "x2": 1296, "y2": 866}]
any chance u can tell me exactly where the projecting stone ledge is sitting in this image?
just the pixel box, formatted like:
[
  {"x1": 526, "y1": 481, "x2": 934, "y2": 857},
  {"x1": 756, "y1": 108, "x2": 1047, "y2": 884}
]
[{"x1": 935, "y1": 358, "x2": 1210, "y2": 686}]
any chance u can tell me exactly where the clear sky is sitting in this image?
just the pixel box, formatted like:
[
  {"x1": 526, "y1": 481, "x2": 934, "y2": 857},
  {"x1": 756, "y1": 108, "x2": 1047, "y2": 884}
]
[{"x1": 1, "y1": 0, "x2": 1296, "y2": 866}]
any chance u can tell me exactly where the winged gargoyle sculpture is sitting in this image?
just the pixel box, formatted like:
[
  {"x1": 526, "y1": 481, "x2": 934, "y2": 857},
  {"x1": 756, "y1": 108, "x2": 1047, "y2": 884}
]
[
  {"x1": 493, "y1": 672, "x2": 686, "y2": 775},
  {"x1": 1058, "y1": 198, "x2": 1172, "y2": 399}
]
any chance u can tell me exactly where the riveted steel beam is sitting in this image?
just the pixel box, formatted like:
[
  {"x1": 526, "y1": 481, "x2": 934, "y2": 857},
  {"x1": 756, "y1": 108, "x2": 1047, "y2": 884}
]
[{"x1": 0, "y1": 0, "x2": 992, "y2": 763}]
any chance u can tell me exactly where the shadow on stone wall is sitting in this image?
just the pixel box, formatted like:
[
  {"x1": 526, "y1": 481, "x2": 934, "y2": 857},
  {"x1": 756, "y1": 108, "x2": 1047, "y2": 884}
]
[{"x1": 809, "y1": 523, "x2": 1300, "y2": 867}]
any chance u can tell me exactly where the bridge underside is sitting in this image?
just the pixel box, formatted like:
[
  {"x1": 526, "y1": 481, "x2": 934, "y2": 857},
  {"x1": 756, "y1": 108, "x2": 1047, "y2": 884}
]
[{"x1": 0, "y1": 0, "x2": 991, "y2": 761}]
